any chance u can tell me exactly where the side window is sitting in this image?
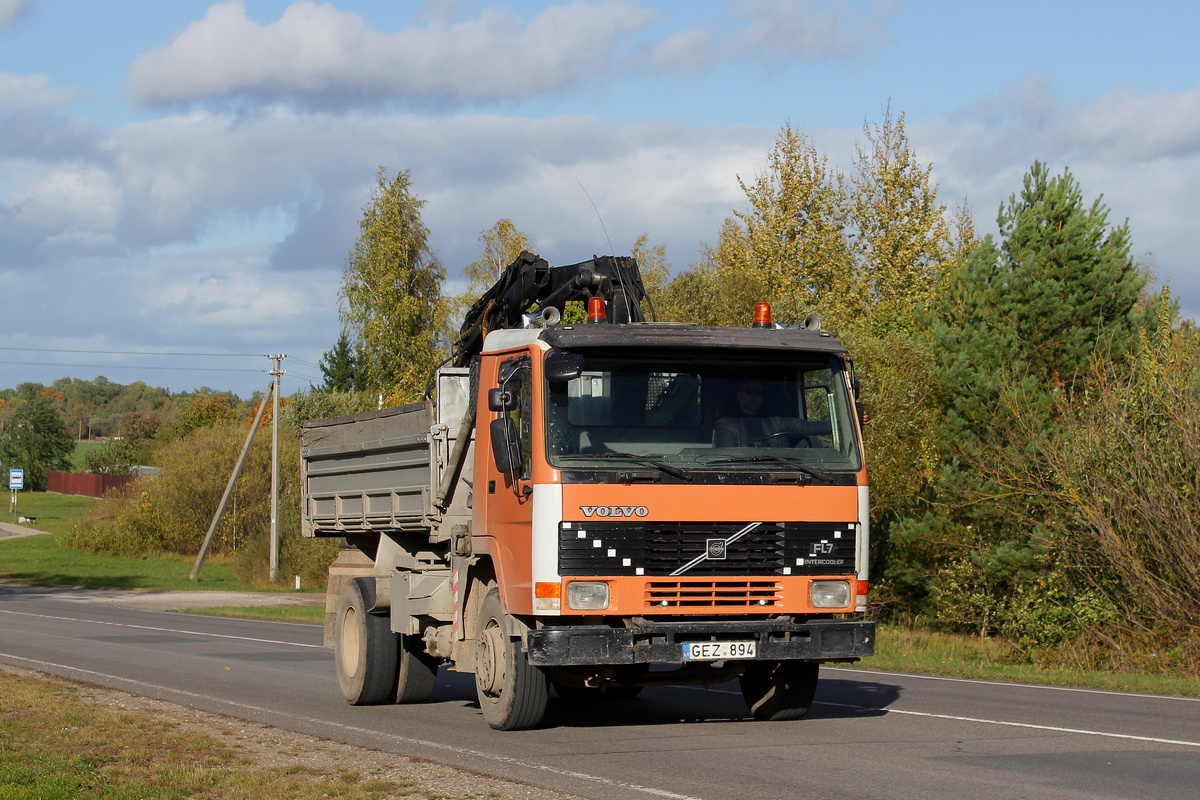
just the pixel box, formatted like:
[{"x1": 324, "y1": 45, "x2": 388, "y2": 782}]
[
  {"x1": 499, "y1": 356, "x2": 533, "y2": 480},
  {"x1": 516, "y1": 363, "x2": 533, "y2": 479},
  {"x1": 801, "y1": 368, "x2": 838, "y2": 449}
]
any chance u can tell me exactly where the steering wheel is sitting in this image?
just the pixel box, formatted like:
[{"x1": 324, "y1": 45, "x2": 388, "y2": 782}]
[{"x1": 756, "y1": 430, "x2": 813, "y2": 448}]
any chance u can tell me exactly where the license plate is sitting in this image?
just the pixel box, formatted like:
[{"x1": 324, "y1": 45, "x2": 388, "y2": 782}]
[{"x1": 681, "y1": 640, "x2": 757, "y2": 661}]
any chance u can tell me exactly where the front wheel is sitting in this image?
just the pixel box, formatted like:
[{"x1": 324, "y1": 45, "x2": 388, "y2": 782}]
[
  {"x1": 474, "y1": 587, "x2": 548, "y2": 730},
  {"x1": 334, "y1": 577, "x2": 397, "y2": 705},
  {"x1": 739, "y1": 660, "x2": 819, "y2": 721}
]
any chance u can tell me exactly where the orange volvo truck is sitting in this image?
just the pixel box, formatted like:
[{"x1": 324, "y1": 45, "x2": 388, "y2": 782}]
[{"x1": 301, "y1": 251, "x2": 874, "y2": 730}]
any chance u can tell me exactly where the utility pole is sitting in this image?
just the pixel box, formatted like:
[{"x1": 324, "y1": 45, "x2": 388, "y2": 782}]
[
  {"x1": 190, "y1": 384, "x2": 272, "y2": 581},
  {"x1": 269, "y1": 354, "x2": 286, "y2": 582}
]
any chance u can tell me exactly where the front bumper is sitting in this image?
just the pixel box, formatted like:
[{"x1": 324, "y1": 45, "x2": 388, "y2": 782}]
[{"x1": 526, "y1": 617, "x2": 874, "y2": 666}]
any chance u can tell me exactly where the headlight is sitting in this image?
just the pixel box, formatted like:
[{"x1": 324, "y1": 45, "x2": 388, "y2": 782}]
[
  {"x1": 810, "y1": 580, "x2": 851, "y2": 608},
  {"x1": 566, "y1": 581, "x2": 610, "y2": 610}
]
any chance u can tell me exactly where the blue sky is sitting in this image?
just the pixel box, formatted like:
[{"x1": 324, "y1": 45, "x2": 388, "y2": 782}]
[{"x1": 3, "y1": 0, "x2": 1199, "y2": 397}]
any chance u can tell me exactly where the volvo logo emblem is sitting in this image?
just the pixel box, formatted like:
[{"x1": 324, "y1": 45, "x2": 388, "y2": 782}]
[
  {"x1": 671, "y1": 522, "x2": 762, "y2": 576},
  {"x1": 579, "y1": 505, "x2": 650, "y2": 518}
]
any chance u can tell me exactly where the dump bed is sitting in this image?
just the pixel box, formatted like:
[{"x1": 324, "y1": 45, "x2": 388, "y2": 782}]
[{"x1": 300, "y1": 368, "x2": 472, "y2": 538}]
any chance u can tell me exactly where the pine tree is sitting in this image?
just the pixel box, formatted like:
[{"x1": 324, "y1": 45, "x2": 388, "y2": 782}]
[
  {"x1": 887, "y1": 162, "x2": 1152, "y2": 631},
  {"x1": 319, "y1": 332, "x2": 357, "y2": 392}
]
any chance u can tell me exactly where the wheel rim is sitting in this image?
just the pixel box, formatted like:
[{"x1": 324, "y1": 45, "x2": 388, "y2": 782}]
[
  {"x1": 476, "y1": 623, "x2": 505, "y2": 696},
  {"x1": 340, "y1": 606, "x2": 360, "y2": 679}
]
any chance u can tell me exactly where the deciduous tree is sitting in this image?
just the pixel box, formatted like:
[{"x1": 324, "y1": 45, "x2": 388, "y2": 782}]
[
  {"x1": 341, "y1": 168, "x2": 447, "y2": 401},
  {"x1": 0, "y1": 396, "x2": 73, "y2": 490}
]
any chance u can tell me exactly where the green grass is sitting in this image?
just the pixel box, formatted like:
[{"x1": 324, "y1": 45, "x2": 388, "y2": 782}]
[
  {"x1": 182, "y1": 604, "x2": 326, "y2": 624},
  {"x1": 1, "y1": 493, "x2": 320, "y2": 593},
  {"x1": 69, "y1": 440, "x2": 105, "y2": 471},
  {"x1": 0, "y1": 669, "x2": 417, "y2": 800},
  {"x1": 851, "y1": 624, "x2": 1200, "y2": 699},
  {"x1": 4, "y1": 491, "x2": 97, "y2": 536},
  {"x1": 0, "y1": 533, "x2": 245, "y2": 591}
]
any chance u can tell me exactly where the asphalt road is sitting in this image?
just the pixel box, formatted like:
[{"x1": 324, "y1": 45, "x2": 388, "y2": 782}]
[{"x1": 1, "y1": 582, "x2": 1197, "y2": 800}]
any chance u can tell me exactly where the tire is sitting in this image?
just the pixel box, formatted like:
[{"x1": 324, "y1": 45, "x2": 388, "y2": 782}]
[
  {"x1": 334, "y1": 577, "x2": 398, "y2": 705},
  {"x1": 394, "y1": 632, "x2": 439, "y2": 704},
  {"x1": 474, "y1": 587, "x2": 548, "y2": 730},
  {"x1": 739, "y1": 660, "x2": 819, "y2": 721}
]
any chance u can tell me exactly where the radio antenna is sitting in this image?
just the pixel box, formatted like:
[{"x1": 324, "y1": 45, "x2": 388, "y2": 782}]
[
  {"x1": 577, "y1": 180, "x2": 639, "y2": 323},
  {"x1": 577, "y1": 180, "x2": 615, "y2": 256}
]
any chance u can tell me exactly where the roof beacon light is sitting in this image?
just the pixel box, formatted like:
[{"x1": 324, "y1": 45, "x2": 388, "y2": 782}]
[
  {"x1": 587, "y1": 296, "x2": 607, "y2": 324},
  {"x1": 752, "y1": 302, "x2": 772, "y2": 328}
]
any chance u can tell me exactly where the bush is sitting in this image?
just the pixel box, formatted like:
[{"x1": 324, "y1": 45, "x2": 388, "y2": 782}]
[{"x1": 68, "y1": 419, "x2": 338, "y2": 586}]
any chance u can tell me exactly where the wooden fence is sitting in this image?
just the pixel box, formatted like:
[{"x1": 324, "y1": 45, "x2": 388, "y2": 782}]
[{"x1": 47, "y1": 471, "x2": 134, "y2": 498}]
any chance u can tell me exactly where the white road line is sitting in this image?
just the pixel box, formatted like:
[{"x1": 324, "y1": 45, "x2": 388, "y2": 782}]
[
  {"x1": 0, "y1": 608, "x2": 323, "y2": 649},
  {"x1": 0, "y1": 653, "x2": 702, "y2": 800},
  {"x1": 816, "y1": 700, "x2": 1200, "y2": 748},
  {"x1": 825, "y1": 665, "x2": 1200, "y2": 703},
  {"x1": 682, "y1": 686, "x2": 1200, "y2": 748}
]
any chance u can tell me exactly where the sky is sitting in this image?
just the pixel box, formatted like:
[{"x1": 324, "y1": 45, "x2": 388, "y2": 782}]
[{"x1": 2, "y1": 0, "x2": 1199, "y2": 398}]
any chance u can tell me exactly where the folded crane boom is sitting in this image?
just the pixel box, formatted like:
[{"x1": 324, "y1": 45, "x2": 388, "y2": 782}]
[{"x1": 453, "y1": 250, "x2": 650, "y2": 366}]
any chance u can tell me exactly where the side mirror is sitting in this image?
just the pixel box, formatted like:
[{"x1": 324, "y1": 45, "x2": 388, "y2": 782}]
[
  {"x1": 543, "y1": 349, "x2": 585, "y2": 382},
  {"x1": 488, "y1": 387, "x2": 518, "y2": 412},
  {"x1": 490, "y1": 417, "x2": 518, "y2": 473}
]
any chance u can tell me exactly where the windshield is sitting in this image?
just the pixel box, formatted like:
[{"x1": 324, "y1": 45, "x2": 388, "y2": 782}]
[{"x1": 544, "y1": 351, "x2": 861, "y2": 476}]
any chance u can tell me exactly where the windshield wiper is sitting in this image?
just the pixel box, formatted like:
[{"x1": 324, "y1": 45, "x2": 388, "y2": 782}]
[
  {"x1": 706, "y1": 454, "x2": 836, "y2": 484},
  {"x1": 561, "y1": 453, "x2": 693, "y2": 482}
]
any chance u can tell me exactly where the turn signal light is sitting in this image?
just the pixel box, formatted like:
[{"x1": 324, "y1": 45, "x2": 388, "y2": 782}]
[
  {"x1": 752, "y1": 302, "x2": 772, "y2": 328},
  {"x1": 587, "y1": 296, "x2": 606, "y2": 323},
  {"x1": 535, "y1": 581, "x2": 562, "y2": 612}
]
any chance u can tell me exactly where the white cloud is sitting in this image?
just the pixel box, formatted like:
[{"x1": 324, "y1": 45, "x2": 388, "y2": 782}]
[
  {"x1": 127, "y1": 0, "x2": 657, "y2": 109},
  {"x1": 9, "y1": 68, "x2": 1200, "y2": 396},
  {"x1": 0, "y1": 73, "x2": 78, "y2": 113},
  {"x1": 729, "y1": 0, "x2": 895, "y2": 62},
  {"x1": 0, "y1": 0, "x2": 35, "y2": 28},
  {"x1": 640, "y1": 0, "x2": 894, "y2": 74}
]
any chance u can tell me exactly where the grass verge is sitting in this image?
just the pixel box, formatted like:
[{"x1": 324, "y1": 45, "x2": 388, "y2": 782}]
[
  {"x1": 0, "y1": 668, "x2": 418, "y2": 800},
  {"x1": 0, "y1": 533, "x2": 247, "y2": 591},
  {"x1": 852, "y1": 624, "x2": 1200, "y2": 698},
  {"x1": 181, "y1": 605, "x2": 326, "y2": 624}
]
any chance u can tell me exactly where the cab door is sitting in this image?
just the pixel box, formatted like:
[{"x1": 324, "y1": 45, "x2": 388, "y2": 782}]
[{"x1": 479, "y1": 353, "x2": 536, "y2": 613}]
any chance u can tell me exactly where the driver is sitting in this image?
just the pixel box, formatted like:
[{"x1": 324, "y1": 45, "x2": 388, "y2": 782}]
[{"x1": 713, "y1": 379, "x2": 811, "y2": 448}]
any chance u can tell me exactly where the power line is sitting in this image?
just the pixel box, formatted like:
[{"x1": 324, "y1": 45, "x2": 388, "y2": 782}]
[
  {"x1": 0, "y1": 346, "x2": 265, "y2": 358},
  {"x1": 0, "y1": 359, "x2": 267, "y2": 373}
]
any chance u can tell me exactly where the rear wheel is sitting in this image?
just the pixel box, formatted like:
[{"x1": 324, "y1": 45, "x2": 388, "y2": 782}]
[
  {"x1": 739, "y1": 660, "x2": 819, "y2": 721},
  {"x1": 474, "y1": 587, "x2": 548, "y2": 730},
  {"x1": 394, "y1": 632, "x2": 439, "y2": 704},
  {"x1": 334, "y1": 577, "x2": 397, "y2": 705}
]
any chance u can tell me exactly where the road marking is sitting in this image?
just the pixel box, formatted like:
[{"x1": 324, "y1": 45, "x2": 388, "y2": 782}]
[
  {"x1": 0, "y1": 653, "x2": 703, "y2": 800},
  {"x1": 824, "y1": 665, "x2": 1200, "y2": 704},
  {"x1": 682, "y1": 686, "x2": 1200, "y2": 749},
  {"x1": 815, "y1": 700, "x2": 1200, "y2": 748},
  {"x1": 0, "y1": 608, "x2": 323, "y2": 649}
]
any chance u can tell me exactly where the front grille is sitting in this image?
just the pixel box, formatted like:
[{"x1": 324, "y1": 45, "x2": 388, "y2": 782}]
[
  {"x1": 559, "y1": 520, "x2": 856, "y2": 576},
  {"x1": 645, "y1": 579, "x2": 781, "y2": 608}
]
